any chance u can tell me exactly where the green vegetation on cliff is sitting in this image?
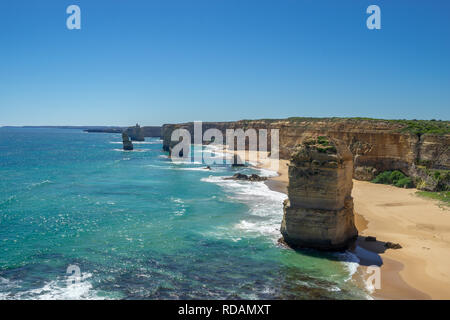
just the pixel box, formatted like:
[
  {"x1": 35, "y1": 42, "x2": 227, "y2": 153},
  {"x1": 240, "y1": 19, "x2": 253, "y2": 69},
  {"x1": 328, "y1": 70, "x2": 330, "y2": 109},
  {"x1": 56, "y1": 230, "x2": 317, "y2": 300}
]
[
  {"x1": 415, "y1": 167, "x2": 450, "y2": 191},
  {"x1": 372, "y1": 170, "x2": 414, "y2": 188},
  {"x1": 394, "y1": 120, "x2": 450, "y2": 135},
  {"x1": 303, "y1": 136, "x2": 337, "y2": 154},
  {"x1": 244, "y1": 117, "x2": 450, "y2": 136}
]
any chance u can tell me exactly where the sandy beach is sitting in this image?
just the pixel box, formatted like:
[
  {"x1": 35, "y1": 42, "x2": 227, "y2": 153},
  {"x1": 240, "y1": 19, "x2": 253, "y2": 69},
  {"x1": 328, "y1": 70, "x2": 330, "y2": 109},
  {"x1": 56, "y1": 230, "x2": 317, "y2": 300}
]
[
  {"x1": 237, "y1": 150, "x2": 450, "y2": 299},
  {"x1": 352, "y1": 181, "x2": 450, "y2": 299}
]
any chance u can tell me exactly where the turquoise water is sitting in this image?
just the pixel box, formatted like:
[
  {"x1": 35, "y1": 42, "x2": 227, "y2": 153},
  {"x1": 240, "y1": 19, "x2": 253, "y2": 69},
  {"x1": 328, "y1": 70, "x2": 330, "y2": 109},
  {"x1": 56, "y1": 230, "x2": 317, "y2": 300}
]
[{"x1": 0, "y1": 128, "x2": 368, "y2": 299}]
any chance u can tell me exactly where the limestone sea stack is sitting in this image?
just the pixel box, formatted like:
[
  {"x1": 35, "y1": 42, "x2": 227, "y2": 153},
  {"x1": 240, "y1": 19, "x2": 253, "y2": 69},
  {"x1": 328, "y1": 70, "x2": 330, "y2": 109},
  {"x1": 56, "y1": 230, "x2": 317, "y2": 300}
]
[
  {"x1": 122, "y1": 132, "x2": 134, "y2": 151},
  {"x1": 280, "y1": 136, "x2": 358, "y2": 251},
  {"x1": 126, "y1": 124, "x2": 145, "y2": 141}
]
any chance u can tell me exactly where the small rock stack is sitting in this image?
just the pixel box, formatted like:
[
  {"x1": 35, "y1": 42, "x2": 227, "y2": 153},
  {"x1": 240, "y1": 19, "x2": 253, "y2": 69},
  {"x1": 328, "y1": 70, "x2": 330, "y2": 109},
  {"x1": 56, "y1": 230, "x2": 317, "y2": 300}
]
[
  {"x1": 280, "y1": 136, "x2": 358, "y2": 250},
  {"x1": 122, "y1": 132, "x2": 134, "y2": 151}
]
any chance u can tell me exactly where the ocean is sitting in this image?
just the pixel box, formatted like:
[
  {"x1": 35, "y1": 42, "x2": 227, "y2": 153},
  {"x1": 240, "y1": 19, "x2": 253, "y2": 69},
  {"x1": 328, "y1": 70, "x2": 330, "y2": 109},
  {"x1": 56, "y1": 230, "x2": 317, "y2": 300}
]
[{"x1": 0, "y1": 128, "x2": 369, "y2": 299}]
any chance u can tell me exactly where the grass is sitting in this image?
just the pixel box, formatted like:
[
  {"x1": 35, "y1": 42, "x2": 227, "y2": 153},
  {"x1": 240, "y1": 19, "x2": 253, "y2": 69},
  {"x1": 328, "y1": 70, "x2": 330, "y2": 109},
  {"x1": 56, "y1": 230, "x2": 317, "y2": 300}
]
[
  {"x1": 241, "y1": 117, "x2": 450, "y2": 136},
  {"x1": 393, "y1": 119, "x2": 450, "y2": 135},
  {"x1": 416, "y1": 191, "x2": 450, "y2": 207}
]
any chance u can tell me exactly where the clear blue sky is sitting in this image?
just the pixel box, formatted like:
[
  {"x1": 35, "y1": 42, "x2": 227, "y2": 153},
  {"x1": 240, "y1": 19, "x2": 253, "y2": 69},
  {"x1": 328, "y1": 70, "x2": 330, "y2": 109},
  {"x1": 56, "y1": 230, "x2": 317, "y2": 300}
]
[{"x1": 1, "y1": 0, "x2": 449, "y2": 126}]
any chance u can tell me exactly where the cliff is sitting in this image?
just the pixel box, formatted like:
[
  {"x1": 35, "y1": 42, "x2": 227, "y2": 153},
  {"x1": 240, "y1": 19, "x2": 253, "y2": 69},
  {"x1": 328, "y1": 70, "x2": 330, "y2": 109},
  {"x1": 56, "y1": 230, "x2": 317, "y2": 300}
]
[
  {"x1": 162, "y1": 118, "x2": 449, "y2": 187},
  {"x1": 140, "y1": 126, "x2": 162, "y2": 138},
  {"x1": 125, "y1": 124, "x2": 145, "y2": 141},
  {"x1": 280, "y1": 137, "x2": 358, "y2": 250},
  {"x1": 83, "y1": 127, "x2": 124, "y2": 133}
]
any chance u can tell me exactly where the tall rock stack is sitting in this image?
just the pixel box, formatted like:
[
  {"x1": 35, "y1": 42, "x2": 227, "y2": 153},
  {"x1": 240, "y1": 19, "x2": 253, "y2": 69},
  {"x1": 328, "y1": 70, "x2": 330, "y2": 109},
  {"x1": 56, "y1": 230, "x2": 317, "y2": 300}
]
[
  {"x1": 122, "y1": 132, "x2": 134, "y2": 151},
  {"x1": 280, "y1": 136, "x2": 358, "y2": 250}
]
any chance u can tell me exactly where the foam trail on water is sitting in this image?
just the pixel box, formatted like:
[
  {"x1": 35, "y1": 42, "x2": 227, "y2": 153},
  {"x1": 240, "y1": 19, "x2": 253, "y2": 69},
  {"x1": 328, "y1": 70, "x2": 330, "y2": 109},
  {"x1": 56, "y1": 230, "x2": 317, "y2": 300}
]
[
  {"x1": 110, "y1": 141, "x2": 161, "y2": 145},
  {"x1": 113, "y1": 149, "x2": 150, "y2": 152},
  {"x1": 201, "y1": 175, "x2": 287, "y2": 243},
  {"x1": 255, "y1": 168, "x2": 279, "y2": 177},
  {"x1": 202, "y1": 173, "x2": 369, "y2": 297}
]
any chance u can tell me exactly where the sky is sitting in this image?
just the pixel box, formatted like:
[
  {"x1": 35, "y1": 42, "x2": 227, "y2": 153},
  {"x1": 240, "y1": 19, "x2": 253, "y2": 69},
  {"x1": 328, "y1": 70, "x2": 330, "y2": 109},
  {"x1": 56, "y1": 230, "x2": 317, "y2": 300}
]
[{"x1": 0, "y1": 0, "x2": 449, "y2": 126}]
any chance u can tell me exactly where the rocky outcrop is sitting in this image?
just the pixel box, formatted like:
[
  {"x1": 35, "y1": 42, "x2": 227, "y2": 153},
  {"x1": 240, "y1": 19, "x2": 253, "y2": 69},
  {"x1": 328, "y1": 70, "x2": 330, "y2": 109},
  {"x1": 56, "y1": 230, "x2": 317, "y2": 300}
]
[
  {"x1": 280, "y1": 137, "x2": 358, "y2": 251},
  {"x1": 126, "y1": 124, "x2": 145, "y2": 141},
  {"x1": 354, "y1": 166, "x2": 378, "y2": 181},
  {"x1": 416, "y1": 134, "x2": 449, "y2": 170},
  {"x1": 224, "y1": 173, "x2": 267, "y2": 182},
  {"x1": 408, "y1": 164, "x2": 450, "y2": 191},
  {"x1": 385, "y1": 242, "x2": 402, "y2": 249},
  {"x1": 122, "y1": 132, "x2": 133, "y2": 151},
  {"x1": 125, "y1": 123, "x2": 163, "y2": 141}
]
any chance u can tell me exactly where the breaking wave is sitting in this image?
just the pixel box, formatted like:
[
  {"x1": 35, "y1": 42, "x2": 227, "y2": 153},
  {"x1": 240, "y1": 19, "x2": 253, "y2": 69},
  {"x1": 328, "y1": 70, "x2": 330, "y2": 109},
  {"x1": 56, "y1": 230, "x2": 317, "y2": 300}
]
[
  {"x1": 201, "y1": 175, "x2": 287, "y2": 243},
  {"x1": 0, "y1": 274, "x2": 103, "y2": 300}
]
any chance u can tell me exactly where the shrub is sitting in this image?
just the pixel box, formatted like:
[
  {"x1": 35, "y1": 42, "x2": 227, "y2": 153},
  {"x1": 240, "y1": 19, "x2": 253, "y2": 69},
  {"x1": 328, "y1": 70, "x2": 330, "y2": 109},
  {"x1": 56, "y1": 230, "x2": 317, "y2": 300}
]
[
  {"x1": 372, "y1": 171, "x2": 393, "y2": 184},
  {"x1": 434, "y1": 171, "x2": 441, "y2": 180},
  {"x1": 317, "y1": 136, "x2": 329, "y2": 146},
  {"x1": 390, "y1": 171, "x2": 405, "y2": 184},
  {"x1": 395, "y1": 177, "x2": 414, "y2": 188},
  {"x1": 372, "y1": 170, "x2": 414, "y2": 188}
]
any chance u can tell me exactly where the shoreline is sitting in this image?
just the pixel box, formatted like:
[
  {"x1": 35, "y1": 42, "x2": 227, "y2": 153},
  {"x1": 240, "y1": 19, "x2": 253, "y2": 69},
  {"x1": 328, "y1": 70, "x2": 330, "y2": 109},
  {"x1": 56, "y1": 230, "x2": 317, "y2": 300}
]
[
  {"x1": 351, "y1": 181, "x2": 450, "y2": 299},
  {"x1": 246, "y1": 152, "x2": 450, "y2": 300}
]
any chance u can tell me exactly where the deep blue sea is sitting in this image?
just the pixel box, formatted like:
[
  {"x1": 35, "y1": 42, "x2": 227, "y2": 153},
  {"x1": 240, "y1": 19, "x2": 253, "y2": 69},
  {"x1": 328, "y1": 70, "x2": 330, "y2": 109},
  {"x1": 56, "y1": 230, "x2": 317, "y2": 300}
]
[{"x1": 0, "y1": 128, "x2": 369, "y2": 299}]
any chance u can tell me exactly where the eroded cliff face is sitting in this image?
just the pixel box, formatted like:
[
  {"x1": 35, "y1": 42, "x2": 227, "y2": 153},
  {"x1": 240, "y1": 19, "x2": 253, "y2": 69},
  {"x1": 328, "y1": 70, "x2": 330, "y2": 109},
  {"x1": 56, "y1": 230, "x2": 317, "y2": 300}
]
[
  {"x1": 280, "y1": 137, "x2": 358, "y2": 250},
  {"x1": 141, "y1": 126, "x2": 162, "y2": 138},
  {"x1": 417, "y1": 134, "x2": 449, "y2": 169},
  {"x1": 162, "y1": 119, "x2": 450, "y2": 181}
]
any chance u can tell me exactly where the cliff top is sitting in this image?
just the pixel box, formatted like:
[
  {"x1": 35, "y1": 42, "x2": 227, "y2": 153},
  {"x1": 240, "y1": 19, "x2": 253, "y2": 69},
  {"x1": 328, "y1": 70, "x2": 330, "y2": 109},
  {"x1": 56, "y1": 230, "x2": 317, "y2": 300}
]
[
  {"x1": 290, "y1": 136, "x2": 352, "y2": 167},
  {"x1": 163, "y1": 117, "x2": 450, "y2": 136},
  {"x1": 242, "y1": 118, "x2": 450, "y2": 136}
]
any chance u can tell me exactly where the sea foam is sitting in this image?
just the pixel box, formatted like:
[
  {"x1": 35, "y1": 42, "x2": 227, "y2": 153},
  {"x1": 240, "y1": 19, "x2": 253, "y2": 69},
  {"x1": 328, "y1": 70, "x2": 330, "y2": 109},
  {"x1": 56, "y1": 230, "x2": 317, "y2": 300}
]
[
  {"x1": 0, "y1": 274, "x2": 102, "y2": 300},
  {"x1": 201, "y1": 175, "x2": 287, "y2": 242}
]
